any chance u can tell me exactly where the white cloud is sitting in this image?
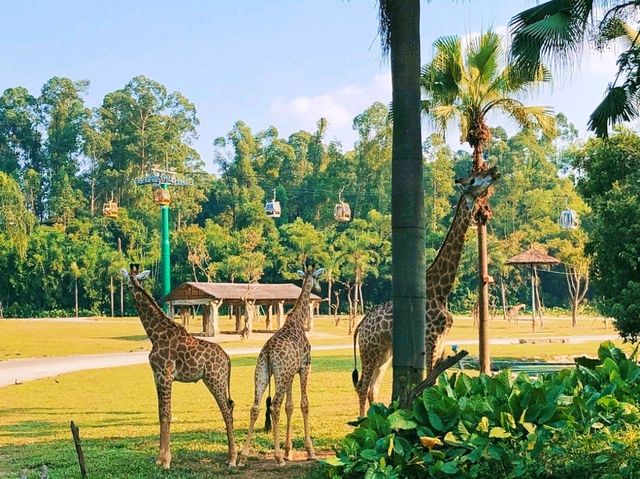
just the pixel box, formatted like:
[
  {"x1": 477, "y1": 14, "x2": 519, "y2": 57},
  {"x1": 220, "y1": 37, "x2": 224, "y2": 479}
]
[{"x1": 268, "y1": 73, "x2": 392, "y2": 148}]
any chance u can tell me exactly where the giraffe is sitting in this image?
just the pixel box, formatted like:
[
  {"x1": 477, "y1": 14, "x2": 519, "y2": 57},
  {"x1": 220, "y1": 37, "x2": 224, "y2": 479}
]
[
  {"x1": 352, "y1": 166, "x2": 501, "y2": 417},
  {"x1": 121, "y1": 264, "x2": 236, "y2": 469},
  {"x1": 239, "y1": 262, "x2": 324, "y2": 467}
]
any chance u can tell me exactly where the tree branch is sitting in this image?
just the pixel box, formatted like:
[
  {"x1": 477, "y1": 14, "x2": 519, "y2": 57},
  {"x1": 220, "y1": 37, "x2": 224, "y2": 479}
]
[{"x1": 410, "y1": 350, "x2": 469, "y2": 402}]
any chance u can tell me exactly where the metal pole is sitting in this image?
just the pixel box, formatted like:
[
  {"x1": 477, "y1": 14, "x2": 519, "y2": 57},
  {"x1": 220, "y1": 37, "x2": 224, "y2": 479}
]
[{"x1": 160, "y1": 183, "x2": 171, "y2": 308}]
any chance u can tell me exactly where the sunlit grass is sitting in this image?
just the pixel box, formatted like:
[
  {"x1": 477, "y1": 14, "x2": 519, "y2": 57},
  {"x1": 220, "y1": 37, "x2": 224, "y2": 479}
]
[
  {"x1": 0, "y1": 313, "x2": 617, "y2": 361},
  {"x1": 0, "y1": 354, "x2": 367, "y2": 478}
]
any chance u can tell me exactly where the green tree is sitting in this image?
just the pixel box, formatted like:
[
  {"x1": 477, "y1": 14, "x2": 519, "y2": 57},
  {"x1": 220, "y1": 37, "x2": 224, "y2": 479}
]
[
  {"x1": 0, "y1": 172, "x2": 35, "y2": 257},
  {"x1": 421, "y1": 30, "x2": 555, "y2": 372},
  {"x1": 510, "y1": 0, "x2": 640, "y2": 137},
  {"x1": 572, "y1": 128, "x2": 640, "y2": 339}
]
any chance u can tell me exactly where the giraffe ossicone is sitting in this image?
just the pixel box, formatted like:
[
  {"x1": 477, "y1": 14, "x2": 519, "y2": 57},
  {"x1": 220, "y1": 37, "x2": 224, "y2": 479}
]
[
  {"x1": 122, "y1": 265, "x2": 237, "y2": 469},
  {"x1": 352, "y1": 166, "x2": 500, "y2": 417}
]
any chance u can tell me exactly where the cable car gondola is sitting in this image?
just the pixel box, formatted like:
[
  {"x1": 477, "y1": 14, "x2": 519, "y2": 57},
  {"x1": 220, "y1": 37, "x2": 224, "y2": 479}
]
[
  {"x1": 153, "y1": 187, "x2": 171, "y2": 206},
  {"x1": 559, "y1": 197, "x2": 578, "y2": 229},
  {"x1": 334, "y1": 189, "x2": 351, "y2": 223},
  {"x1": 102, "y1": 194, "x2": 119, "y2": 219},
  {"x1": 265, "y1": 189, "x2": 281, "y2": 218}
]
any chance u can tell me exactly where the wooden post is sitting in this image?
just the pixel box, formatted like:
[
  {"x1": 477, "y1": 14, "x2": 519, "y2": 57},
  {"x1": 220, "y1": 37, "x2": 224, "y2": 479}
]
[
  {"x1": 245, "y1": 301, "x2": 254, "y2": 337},
  {"x1": 277, "y1": 301, "x2": 284, "y2": 329},
  {"x1": 531, "y1": 266, "x2": 536, "y2": 334},
  {"x1": 266, "y1": 304, "x2": 272, "y2": 330},
  {"x1": 70, "y1": 421, "x2": 88, "y2": 478},
  {"x1": 203, "y1": 303, "x2": 212, "y2": 336},
  {"x1": 235, "y1": 306, "x2": 242, "y2": 333},
  {"x1": 308, "y1": 303, "x2": 314, "y2": 331},
  {"x1": 211, "y1": 300, "x2": 221, "y2": 336}
]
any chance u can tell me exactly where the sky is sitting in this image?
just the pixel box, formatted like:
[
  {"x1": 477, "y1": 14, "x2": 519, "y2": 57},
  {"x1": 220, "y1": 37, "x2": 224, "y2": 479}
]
[{"x1": 1, "y1": 0, "x2": 620, "y2": 171}]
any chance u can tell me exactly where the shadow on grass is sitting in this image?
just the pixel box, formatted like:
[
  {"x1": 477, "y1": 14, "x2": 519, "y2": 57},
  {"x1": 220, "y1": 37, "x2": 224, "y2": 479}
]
[
  {"x1": 1, "y1": 429, "x2": 329, "y2": 479},
  {"x1": 109, "y1": 335, "x2": 149, "y2": 342}
]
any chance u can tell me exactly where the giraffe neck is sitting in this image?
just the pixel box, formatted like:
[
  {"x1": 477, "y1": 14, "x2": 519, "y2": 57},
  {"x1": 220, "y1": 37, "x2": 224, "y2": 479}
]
[
  {"x1": 127, "y1": 283, "x2": 175, "y2": 341},
  {"x1": 285, "y1": 274, "x2": 313, "y2": 327},
  {"x1": 426, "y1": 193, "x2": 475, "y2": 300}
]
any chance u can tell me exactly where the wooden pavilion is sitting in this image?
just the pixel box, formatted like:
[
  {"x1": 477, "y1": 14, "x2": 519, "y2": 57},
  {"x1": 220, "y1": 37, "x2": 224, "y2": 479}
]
[{"x1": 163, "y1": 282, "x2": 322, "y2": 337}]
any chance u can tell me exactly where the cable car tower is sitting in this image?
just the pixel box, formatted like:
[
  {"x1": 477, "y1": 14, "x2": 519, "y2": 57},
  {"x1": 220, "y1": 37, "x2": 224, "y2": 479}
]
[{"x1": 135, "y1": 166, "x2": 192, "y2": 302}]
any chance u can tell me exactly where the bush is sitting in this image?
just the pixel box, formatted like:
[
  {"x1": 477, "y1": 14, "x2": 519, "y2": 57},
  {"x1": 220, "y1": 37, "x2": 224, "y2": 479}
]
[{"x1": 320, "y1": 342, "x2": 640, "y2": 478}]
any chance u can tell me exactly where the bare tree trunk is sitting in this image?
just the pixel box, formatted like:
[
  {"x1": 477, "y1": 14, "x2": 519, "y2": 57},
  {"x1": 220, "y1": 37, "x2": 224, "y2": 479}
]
[
  {"x1": 327, "y1": 278, "x2": 333, "y2": 316},
  {"x1": 359, "y1": 283, "x2": 365, "y2": 315},
  {"x1": 74, "y1": 278, "x2": 79, "y2": 318},
  {"x1": 500, "y1": 275, "x2": 508, "y2": 321},
  {"x1": 110, "y1": 276, "x2": 114, "y2": 318}
]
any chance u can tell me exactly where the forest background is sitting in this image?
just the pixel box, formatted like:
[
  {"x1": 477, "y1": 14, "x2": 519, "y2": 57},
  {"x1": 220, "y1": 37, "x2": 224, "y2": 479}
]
[{"x1": 0, "y1": 74, "x2": 626, "y2": 328}]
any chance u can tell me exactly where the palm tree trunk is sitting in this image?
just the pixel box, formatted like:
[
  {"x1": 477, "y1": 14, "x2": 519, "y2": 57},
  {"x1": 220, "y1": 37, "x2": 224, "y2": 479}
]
[
  {"x1": 387, "y1": 0, "x2": 426, "y2": 407},
  {"x1": 473, "y1": 143, "x2": 491, "y2": 374}
]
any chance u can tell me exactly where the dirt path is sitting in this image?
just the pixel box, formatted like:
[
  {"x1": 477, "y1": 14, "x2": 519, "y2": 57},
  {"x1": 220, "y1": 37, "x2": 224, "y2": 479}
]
[{"x1": 0, "y1": 333, "x2": 619, "y2": 389}]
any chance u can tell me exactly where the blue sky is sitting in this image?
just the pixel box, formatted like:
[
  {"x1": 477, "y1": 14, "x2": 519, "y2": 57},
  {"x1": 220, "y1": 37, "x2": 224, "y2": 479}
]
[{"x1": 1, "y1": 1, "x2": 619, "y2": 171}]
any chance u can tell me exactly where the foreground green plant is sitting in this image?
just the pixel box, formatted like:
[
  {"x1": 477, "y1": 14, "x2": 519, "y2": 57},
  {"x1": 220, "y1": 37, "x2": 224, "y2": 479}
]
[{"x1": 321, "y1": 341, "x2": 640, "y2": 478}]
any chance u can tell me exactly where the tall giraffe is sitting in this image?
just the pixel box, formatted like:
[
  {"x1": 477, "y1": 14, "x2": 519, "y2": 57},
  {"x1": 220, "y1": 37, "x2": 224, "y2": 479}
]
[
  {"x1": 352, "y1": 167, "x2": 500, "y2": 417},
  {"x1": 239, "y1": 262, "x2": 324, "y2": 466},
  {"x1": 122, "y1": 264, "x2": 236, "y2": 468}
]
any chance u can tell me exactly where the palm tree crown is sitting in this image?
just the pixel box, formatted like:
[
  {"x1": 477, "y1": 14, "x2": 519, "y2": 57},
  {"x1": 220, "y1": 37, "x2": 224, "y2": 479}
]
[
  {"x1": 509, "y1": 0, "x2": 640, "y2": 137},
  {"x1": 422, "y1": 30, "x2": 556, "y2": 153}
]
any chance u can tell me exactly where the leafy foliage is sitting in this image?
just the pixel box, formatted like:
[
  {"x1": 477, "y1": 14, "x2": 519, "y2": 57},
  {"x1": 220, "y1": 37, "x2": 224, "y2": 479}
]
[{"x1": 321, "y1": 341, "x2": 640, "y2": 479}]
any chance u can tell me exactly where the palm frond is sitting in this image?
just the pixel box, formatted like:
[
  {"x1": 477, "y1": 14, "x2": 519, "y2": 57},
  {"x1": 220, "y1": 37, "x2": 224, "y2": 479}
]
[
  {"x1": 465, "y1": 30, "x2": 502, "y2": 83},
  {"x1": 509, "y1": 0, "x2": 592, "y2": 75},
  {"x1": 491, "y1": 99, "x2": 557, "y2": 139},
  {"x1": 588, "y1": 85, "x2": 638, "y2": 138}
]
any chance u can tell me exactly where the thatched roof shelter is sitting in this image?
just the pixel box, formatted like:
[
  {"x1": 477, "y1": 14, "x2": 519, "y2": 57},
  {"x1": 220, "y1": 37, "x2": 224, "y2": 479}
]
[
  {"x1": 505, "y1": 247, "x2": 561, "y2": 333},
  {"x1": 505, "y1": 248, "x2": 561, "y2": 266}
]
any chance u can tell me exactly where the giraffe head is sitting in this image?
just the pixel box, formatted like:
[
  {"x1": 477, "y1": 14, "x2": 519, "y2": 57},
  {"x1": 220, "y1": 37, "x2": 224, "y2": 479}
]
[
  {"x1": 121, "y1": 263, "x2": 151, "y2": 288},
  {"x1": 455, "y1": 166, "x2": 500, "y2": 200},
  {"x1": 296, "y1": 260, "x2": 324, "y2": 293}
]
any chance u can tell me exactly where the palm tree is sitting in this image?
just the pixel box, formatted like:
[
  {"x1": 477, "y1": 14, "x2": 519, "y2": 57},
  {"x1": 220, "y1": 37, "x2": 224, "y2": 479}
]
[
  {"x1": 378, "y1": 0, "x2": 426, "y2": 405},
  {"x1": 509, "y1": 1, "x2": 640, "y2": 138},
  {"x1": 421, "y1": 30, "x2": 556, "y2": 373}
]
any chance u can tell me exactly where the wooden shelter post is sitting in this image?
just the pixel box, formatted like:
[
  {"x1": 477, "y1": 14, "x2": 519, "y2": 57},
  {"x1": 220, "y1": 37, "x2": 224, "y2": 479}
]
[{"x1": 277, "y1": 301, "x2": 284, "y2": 328}]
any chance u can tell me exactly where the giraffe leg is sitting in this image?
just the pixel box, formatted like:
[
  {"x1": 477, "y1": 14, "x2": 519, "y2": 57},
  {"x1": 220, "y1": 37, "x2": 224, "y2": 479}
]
[
  {"x1": 283, "y1": 381, "x2": 294, "y2": 461},
  {"x1": 270, "y1": 378, "x2": 289, "y2": 466},
  {"x1": 203, "y1": 363, "x2": 237, "y2": 467},
  {"x1": 357, "y1": 349, "x2": 384, "y2": 418},
  {"x1": 238, "y1": 354, "x2": 269, "y2": 467},
  {"x1": 154, "y1": 372, "x2": 173, "y2": 469},
  {"x1": 299, "y1": 365, "x2": 316, "y2": 460},
  {"x1": 371, "y1": 352, "x2": 392, "y2": 404}
]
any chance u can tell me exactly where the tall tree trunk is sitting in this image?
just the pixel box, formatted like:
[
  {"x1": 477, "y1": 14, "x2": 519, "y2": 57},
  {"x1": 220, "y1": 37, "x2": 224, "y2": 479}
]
[
  {"x1": 327, "y1": 278, "x2": 333, "y2": 316},
  {"x1": 388, "y1": 0, "x2": 426, "y2": 407},
  {"x1": 472, "y1": 143, "x2": 491, "y2": 374}
]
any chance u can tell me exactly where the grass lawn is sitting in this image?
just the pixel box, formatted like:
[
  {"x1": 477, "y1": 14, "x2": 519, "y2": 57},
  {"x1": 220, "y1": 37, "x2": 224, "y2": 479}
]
[
  {"x1": 0, "y1": 354, "x2": 370, "y2": 479},
  {"x1": 0, "y1": 313, "x2": 631, "y2": 478},
  {"x1": 0, "y1": 313, "x2": 618, "y2": 361}
]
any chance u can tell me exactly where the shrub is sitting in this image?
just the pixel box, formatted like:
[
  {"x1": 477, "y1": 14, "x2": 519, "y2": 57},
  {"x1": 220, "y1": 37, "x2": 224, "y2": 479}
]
[{"x1": 320, "y1": 342, "x2": 640, "y2": 478}]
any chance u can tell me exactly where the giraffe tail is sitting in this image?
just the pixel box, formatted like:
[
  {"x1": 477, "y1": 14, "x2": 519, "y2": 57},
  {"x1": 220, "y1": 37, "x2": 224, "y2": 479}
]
[
  {"x1": 352, "y1": 322, "x2": 360, "y2": 388},
  {"x1": 264, "y1": 355, "x2": 272, "y2": 432},
  {"x1": 227, "y1": 357, "x2": 234, "y2": 411}
]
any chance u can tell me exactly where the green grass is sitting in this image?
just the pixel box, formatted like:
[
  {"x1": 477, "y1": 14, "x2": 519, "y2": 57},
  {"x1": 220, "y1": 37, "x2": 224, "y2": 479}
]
[
  {"x1": 0, "y1": 313, "x2": 632, "y2": 478},
  {"x1": 0, "y1": 313, "x2": 618, "y2": 361},
  {"x1": 0, "y1": 354, "x2": 371, "y2": 478}
]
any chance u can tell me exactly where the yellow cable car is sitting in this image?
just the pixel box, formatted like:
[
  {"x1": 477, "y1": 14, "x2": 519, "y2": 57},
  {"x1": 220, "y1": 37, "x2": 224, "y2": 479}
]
[
  {"x1": 334, "y1": 189, "x2": 351, "y2": 223},
  {"x1": 153, "y1": 188, "x2": 171, "y2": 206},
  {"x1": 102, "y1": 200, "x2": 119, "y2": 219}
]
